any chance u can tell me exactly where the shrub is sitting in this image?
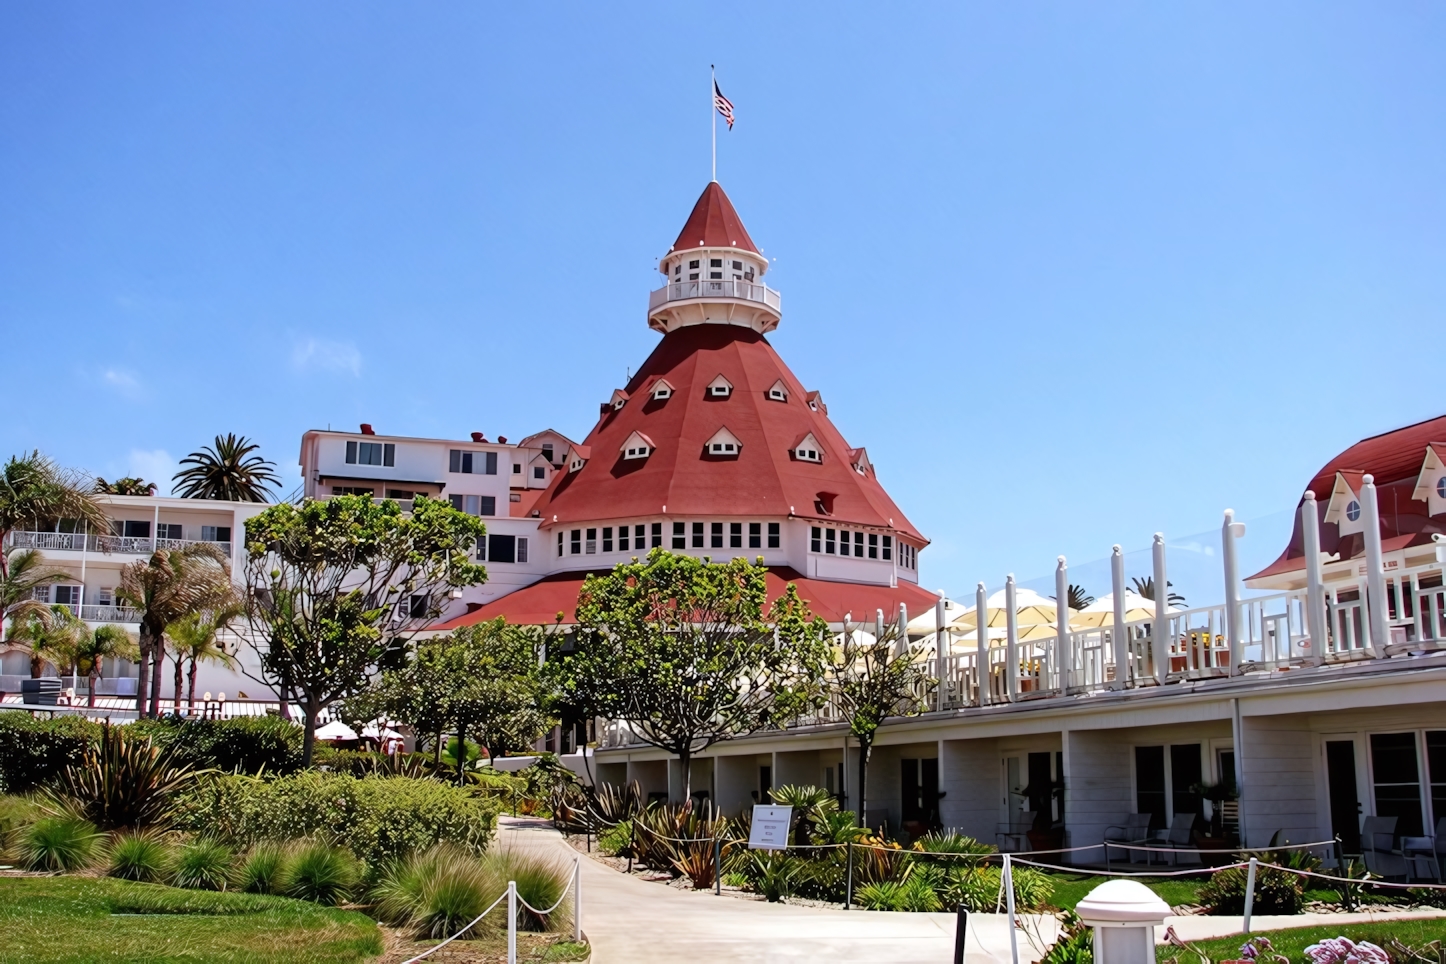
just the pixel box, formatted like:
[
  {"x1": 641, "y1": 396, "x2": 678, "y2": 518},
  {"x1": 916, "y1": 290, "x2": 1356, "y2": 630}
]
[
  {"x1": 597, "y1": 819, "x2": 632, "y2": 857},
  {"x1": 1198, "y1": 863, "x2": 1303, "y2": 915},
  {"x1": 175, "y1": 772, "x2": 499, "y2": 870},
  {"x1": 747, "y1": 850, "x2": 804, "y2": 902},
  {"x1": 52, "y1": 722, "x2": 202, "y2": 829},
  {"x1": 171, "y1": 838, "x2": 234, "y2": 890},
  {"x1": 373, "y1": 845, "x2": 496, "y2": 939},
  {"x1": 0, "y1": 795, "x2": 38, "y2": 850},
  {"x1": 282, "y1": 840, "x2": 360, "y2": 905},
  {"x1": 1039, "y1": 911, "x2": 1093, "y2": 964},
  {"x1": 17, "y1": 816, "x2": 103, "y2": 871},
  {"x1": 937, "y1": 865, "x2": 1053, "y2": 912},
  {"x1": 492, "y1": 849, "x2": 572, "y2": 932},
  {"x1": 130, "y1": 716, "x2": 303, "y2": 775},
  {"x1": 107, "y1": 831, "x2": 170, "y2": 882},
  {"x1": 856, "y1": 879, "x2": 905, "y2": 910},
  {"x1": 236, "y1": 841, "x2": 290, "y2": 894},
  {"x1": 0, "y1": 712, "x2": 100, "y2": 794}
]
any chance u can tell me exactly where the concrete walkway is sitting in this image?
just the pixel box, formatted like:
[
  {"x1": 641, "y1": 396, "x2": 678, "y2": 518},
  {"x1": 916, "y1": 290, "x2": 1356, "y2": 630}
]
[{"x1": 495, "y1": 818, "x2": 1446, "y2": 964}]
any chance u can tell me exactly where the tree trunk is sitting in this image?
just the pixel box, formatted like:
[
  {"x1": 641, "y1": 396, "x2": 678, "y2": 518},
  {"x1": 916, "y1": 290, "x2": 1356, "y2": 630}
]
[
  {"x1": 856, "y1": 738, "x2": 874, "y2": 829},
  {"x1": 187, "y1": 658, "x2": 198, "y2": 709},
  {"x1": 172, "y1": 651, "x2": 184, "y2": 717},
  {"x1": 301, "y1": 698, "x2": 321, "y2": 766},
  {"x1": 87, "y1": 665, "x2": 99, "y2": 708},
  {"x1": 148, "y1": 636, "x2": 166, "y2": 718},
  {"x1": 29, "y1": 652, "x2": 43, "y2": 679},
  {"x1": 135, "y1": 634, "x2": 151, "y2": 718},
  {"x1": 678, "y1": 747, "x2": 692, "y2": 805}
]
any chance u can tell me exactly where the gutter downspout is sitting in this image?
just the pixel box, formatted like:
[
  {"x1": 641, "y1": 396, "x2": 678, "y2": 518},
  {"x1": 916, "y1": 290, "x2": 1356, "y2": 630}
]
[{"x1": 1231, "y1": 697, "x2": 1247, "y2": 847}]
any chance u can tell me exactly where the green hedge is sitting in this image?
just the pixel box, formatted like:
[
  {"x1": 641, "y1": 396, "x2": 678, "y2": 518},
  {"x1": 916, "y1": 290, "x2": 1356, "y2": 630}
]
[
  {"x1": 175, "y1": 773, "x2": 499, "y2": 869},
  {"x1": 129, "y1": 716, "x2": 303, "y2": 775},
  {"x1": 0, "y1": 712, "x2": 101, "y2": 794}
]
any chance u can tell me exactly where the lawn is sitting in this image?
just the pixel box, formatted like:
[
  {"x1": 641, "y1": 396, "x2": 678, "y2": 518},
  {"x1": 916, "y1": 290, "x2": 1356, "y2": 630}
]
[
  {"x1": 1045, "y1": 872, "x2": 1206, "y2": 911},
  {"x1": 1155, "y1": 918, "x2": 1446, "y2": 962},
  {"x1": 0, "y1": 876, "x2": 384, "y2": 964}
]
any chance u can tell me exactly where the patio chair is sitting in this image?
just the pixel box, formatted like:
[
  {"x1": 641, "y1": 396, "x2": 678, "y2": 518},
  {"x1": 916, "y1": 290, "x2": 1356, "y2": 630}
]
[
  {"x1": 1103, "y1": 813, "x2": 1153, "y2": 868},
  {"x1": 1360, "y1": 815, "x2": 1408, "y2": 880},
  {"x1": 996, "y1": 809, "x2": 1034, "y2": 853},
  {"x1": 1154, "y1": 813, "x2": 1199, "y2": 865}
]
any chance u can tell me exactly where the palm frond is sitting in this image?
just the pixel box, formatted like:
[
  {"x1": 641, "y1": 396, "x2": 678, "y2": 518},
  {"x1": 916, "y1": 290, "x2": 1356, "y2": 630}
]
[{"x1": 172, "y1": 433, "x2": 280, "y2": 502}]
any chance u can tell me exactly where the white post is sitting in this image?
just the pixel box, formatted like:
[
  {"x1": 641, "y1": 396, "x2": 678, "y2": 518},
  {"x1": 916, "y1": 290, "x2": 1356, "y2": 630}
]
[
  {"x1": 1055, "y1": 556, "x2": 1070, "y2": 691},
  {"x1": 1111, "y1": 546, "x2": 1128, "y2": 690},
  {"x1": 507, "y1": 879, "x2": 518, "y2": 964},
  {"x1": 1301, "y1": 491, "x2": 1327, "y2": 665},
  {"x1": 898, "y1": 603, "x2": 908, "y2": 639},
  {"x1": 573, "y1": 857, "x2": 582, "y2": 944},
  {"x1": 1005, "y1": 574, "x2": 1019, "y2": 701},
  {"x1": 1361, "y1": 474, "x2": 1388, "y2": 657},
  {"x1": 975, "y1": 582, "x2": 989, "y2": 705},
  {"x1": 1223, "y1": 510, "x2": 1245, "y2": 675},
  {"x1": 934, "y1": 597, "x2": 945, "y2": 664},
  {"x1": 1152, "y1": 534, "x2": 1169, "y2": 684},
  {"x1": 1242, "y1": 857, "x2": 1258, "y2": 933},
  {"x1": 877, "y1": 607, "x2": 886, "y2": 642},
  {"x1": 1003, "y1": 853, "x2": 1019, "y2": 964}
]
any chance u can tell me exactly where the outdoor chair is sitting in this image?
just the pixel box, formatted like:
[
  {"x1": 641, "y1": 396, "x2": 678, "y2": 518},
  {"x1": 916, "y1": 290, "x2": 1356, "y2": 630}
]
[
  {"x1": 1401, "y1": 835, "x2": 1440, "y2": 883},
  {"x1": 1360, "y1": 815, "x2": 1408, "y2": 880},
  {"x1": 1153, "y1": 813, "x2": 1199, "y2": 865},
  {"x1": 996, "y1": 809, "x2": 1034, "y2": 853},
  {"x1": 1103, "y1": 813, "x2": 1153, "y2": 867}
]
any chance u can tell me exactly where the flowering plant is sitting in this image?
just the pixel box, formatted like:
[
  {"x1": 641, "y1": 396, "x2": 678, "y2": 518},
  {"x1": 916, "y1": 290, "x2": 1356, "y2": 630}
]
[
  {"x1": 1239, "y1": 936, "x2": 1289, "y2": 964},
  {"x1": 1303, "y1": 938, "x2": 1390, "y2": 964}
]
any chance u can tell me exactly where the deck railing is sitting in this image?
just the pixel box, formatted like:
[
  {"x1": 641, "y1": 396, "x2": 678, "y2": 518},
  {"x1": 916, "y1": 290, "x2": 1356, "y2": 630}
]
[
  {"x1": 648, "y1": 279, "x2": 781, "y2": 313},
  {"x1": 5, "y1": 531, "x2": 230, "y2": 557}
]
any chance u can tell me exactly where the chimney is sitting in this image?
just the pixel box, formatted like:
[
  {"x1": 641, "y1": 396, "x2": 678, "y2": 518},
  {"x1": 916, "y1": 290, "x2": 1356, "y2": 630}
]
[
  {"x1": 465, "y1": 602, "x2": 483, "y2": 614},
  {"x1": 471, "y1": 432, "x2": 486, "y2": 443},
  {"x1": 497, "y1": 436, "x2": 507, "y2": 444},
  {"x1": 360, "y1": 423, "x2": 375, "y2": 436}
]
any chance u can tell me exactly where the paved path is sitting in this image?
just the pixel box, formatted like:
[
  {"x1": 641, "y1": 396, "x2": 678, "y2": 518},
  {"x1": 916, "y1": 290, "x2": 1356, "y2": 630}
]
[{"x1": 496, "y1": 818, "x2": 1446, "y2": 964}]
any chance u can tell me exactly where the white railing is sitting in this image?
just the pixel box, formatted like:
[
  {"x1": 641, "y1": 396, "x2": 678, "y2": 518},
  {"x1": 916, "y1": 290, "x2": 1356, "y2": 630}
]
[
  {"x1": 648, "y1": 279, "x2": 781, "y2": 312},
  {"x1": 80, "y1": 605, "x2": 142, "y2": 623},
  {"x1": 5, "y1": 531, "x2": 229, "y2": 556}
]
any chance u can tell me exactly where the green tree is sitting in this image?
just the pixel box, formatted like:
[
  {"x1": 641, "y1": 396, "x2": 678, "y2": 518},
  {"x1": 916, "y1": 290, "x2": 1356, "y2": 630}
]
[
  {"x1": 242, "y1": 494, "x2": 487, "y2": 765},
  {"x1": 72, "y1": 624, "x2": 139, "y2": 708},
  {"x1": 6, "y1": 603, "x2": 86, "y2": 679},
  {"x1": 0, "y1": 547, "x2": 69, "y2": 642},
  {"x1": 166, "y1": 602, "x2": 243, "y2": 711},
  {"x1": 1130, "y1": 576, "x2": 1186, "y2": 609},
  {"x1": 0, "y1": 452, "x2": 108, "y2": 582},
  {"x1": 118, "y1": 544, "x2": 240, "y2": 719},
  {"x1": 172, "y1": 434, "x2": 281, "y2": 502},
  {"x1": 825, "y1": 616, "x2": 933, "y2": 822},
  {"x1": 554, "y1": 550, "x2": 831, "y2": 802},
  {"x1": 93, "y1": 477, "x2": 157, "y2": 496}
]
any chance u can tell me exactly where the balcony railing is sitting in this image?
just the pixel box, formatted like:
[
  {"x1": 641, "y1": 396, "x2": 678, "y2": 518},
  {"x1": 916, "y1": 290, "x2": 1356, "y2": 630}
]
[
  {"x1": 80, "y1": 605, "x2": 142, "y2": 623},
  {"x1": 4, "y1": 531, "x2": 230, "y2": 557},
  {"x1": 648, "y1": 279, "x2": 781, "y2": 313}
]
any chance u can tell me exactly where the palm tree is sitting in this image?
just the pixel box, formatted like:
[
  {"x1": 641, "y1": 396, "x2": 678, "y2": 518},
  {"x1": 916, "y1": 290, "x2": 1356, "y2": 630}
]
[
  {"x1": 0, "y1": 452, "x2": 109, "y2": 581},
  {"x1": 166, "y1": 602, "x2": 242, "y2": 712},
  {"x1": 1130, "y1": 576, "x2": 1187, "y2": 609},
  {"x1": 172, "y1": 434, "x2": 280, "y2": 502},
  {"x1": 1067, "y1": 583, "x2": 1094, "y2": 610},
  {"x1": 118, "y1": 544, "x2": 240, "y2": 718},
  {"x1": 73, "y1": 624, "x2": 139, "y2": 708},
  {"x1": 94, "y1": 477, "x2": 157, "y2": 496},
  {"x1": 0, "y1": 547, "x2": 69, "y2": 642},
  {"x1": 5, "y1": 604, "x2": 85, "y2": 679}
]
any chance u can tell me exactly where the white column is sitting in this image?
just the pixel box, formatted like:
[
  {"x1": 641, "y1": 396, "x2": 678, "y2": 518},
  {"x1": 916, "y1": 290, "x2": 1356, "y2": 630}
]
[
  {"x1": 934, "y1": 597, "x2": 945, "y2": 664},
  {"x1": 1055, "y1": 556, "x2": 1070, "y2": 691},
  {"x1": 1222, "y1": 510, "x2": 1245, "y2": 676},
  {"x1": 1152, "y1": 534, "x2": 1168, "y2": 684},
  {"x1": 898, "y1": 603, "x2": 908, "y2": 638},
  {"x1": 1301, "y1": 491, "x2": 1327, "y2": 665},
  {"x1": 876, "y1": 608, "x2": 886, "y2": 641},
  {"x1": 975, "y1": 582, "x2": 989, "y2": 706},
  {"x1": 1110, "y1": 546, "x2": 1127, "y2": 690},
  {"x1": 1005, "y1": 574, "x2": 1019, "y2": 701},
  {"x1": 1361, "y1": 474, "x2": 1388, "y2": 657}
]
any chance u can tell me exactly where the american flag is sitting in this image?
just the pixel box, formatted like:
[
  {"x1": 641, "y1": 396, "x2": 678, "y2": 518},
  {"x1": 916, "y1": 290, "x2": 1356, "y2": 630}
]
[{"x1": 714, "y1": 80, "x2": 734, "y2": 130}]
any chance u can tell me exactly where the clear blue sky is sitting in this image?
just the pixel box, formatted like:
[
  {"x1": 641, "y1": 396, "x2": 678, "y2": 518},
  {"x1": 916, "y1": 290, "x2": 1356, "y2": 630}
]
[{"x1": 3, "y1": 3, "x2": 1443, "y2": 604}]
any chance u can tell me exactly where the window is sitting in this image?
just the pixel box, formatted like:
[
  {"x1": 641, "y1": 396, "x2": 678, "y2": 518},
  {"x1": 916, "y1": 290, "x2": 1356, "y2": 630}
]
[
  {"x1": 625, "y1": 444, "x2": 650, "y2": 459},
  {"x1": 768, "y1": 522, "x2": 780, "y2": 549},
  {"x1": 729, "y1": 522, "x2": 742, "y2": 548},
  {"x1": 1346, "y1": 500, "x2": 1361, "y2": 522},
  {"x1": 652, "y1": 522, "x2": 663, "y2": 548},
  {"x1": 488, "y1": 534, "x2": 516, "y2": 564},
  {"x1": 653, "y1": 382, "x2": 673, "y2": 400},
  {"x1": 476, "y1": 536, "x2": 486, "y2": 560},
  {"x1": 882, "y1": 535, "x2": 893, "y2": 561},
  {"x1": 509, "y1": 492, "x2": 521, "y2": 503},
  {"x1": 557, "y1": 532, "x2": 564, "y2": 557},
  {"x1": 542, "y1": 444, "x2": 554, "y2": 463},
  {"x1": 1430, "y1": 731, "x2": 1446, "y2": 826},
  {"x1": 672, "y1": 522, "x2": 686, "y2": 549},
  {"x1": 732, "y1": 260, "x2": 742, "y2": 270},
  {"x1": 534, "y1": 466, "x2": 546, "y2": 480},
  {"x1": 868, "y1": 533, "x2": 878, "y2": 559},
  {"x1": 385, "y1": 489, "x2": 414, "y2": 501},
  {"x1": 450, "y1": 494, "x2": 483, "y2": 516},
  {"x1": 332, "y1": 486, "x2": 375, "y2": 497},
  {"x1": 158, "y1": 524, "x2": 182, "y2": 541},
  {"x1": 571, "y1": 529, "x2": 581, "y2": 555},
  {"x1": 1371, "y1": 732, "x2": 1424, "y2": 836},
  {"x1": 1437, "y1": 477, "x2": 1446, "y2": 499},
  {"x1": 692, "y1": 522, "x2": 705, "y2": 548},
  {"x1": 585, "y1": 528, "x2": 597, "y2": 554},
  {"x1": 201, "y1": 525, "x2": 232, "y2": 543},
  {"x1": 674, "y1": 264, "x2": 680, "y2": 276},
  {"x1": 349, "y1": 441, "x2": 393, "y2": 466},
  {"x1": 710, "y1": 258, "x2": 722, "y2": 267},
  {"x1": 1135, "y1": 746, "x2": 1167, "y2": 832},
  {"x1": 618, "y1": 526, "x2": 629, "y2": 552},
  {"x1": 853, "y1": 531, "x2": 865, "y2": 557},
  {"x1": 636, "y1": 524, "x2": 646, "y2": 549},
  {"x1": 711, "y1": 441, "x2": 737, "y2": 454},
  {"x1": 811, "y1": 526, "x2": 821, "y2": 552},
  {"x1": 480, "y1": 497, "x2": 496, "y2": 516},
  {"x1": 689, "y1": 259, "x2": 699, "y2": 269},
  {"x1": 603, "y1": 527, "x2": 614, "y2": 552},
  {"x1": 485, "y1": 452, "x2": 498, "y2": 475},
  {"x1": 825, "y1": 528, "x2": 836, "y2": 554},
  {"x1": 569, "y1": 454, "x2": 585, "y2": 472},
  {"x1": 513, "y1": 463, "x2": 521, "y2": 475},
  {"x1": 517, "y1": 537, "x2": 528, "y2": 563},
  {"x1": 54, "y1": 585, "x2": 80, "y2": 606},
  {"x1": 767, "y1": 380, "x2": 788, "y2": 402},
  {"x1": 450, "y1": 450, "x2": 473, "y2": 473},
  {"x1": 707, "y1": 375, "x2": 733, "y2": 398},
  {"x1": 408, "y1": 594, "x2": 429, "y2": 618},
  {"x1": 748, "y1": 522, "x2": 761, "y2": 549}
]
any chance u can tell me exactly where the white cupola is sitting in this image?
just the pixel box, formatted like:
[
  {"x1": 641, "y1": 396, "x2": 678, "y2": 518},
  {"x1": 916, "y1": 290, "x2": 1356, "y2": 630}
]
[{"x1": 648, "y1": 182, "x2": 781, "y2": 336}]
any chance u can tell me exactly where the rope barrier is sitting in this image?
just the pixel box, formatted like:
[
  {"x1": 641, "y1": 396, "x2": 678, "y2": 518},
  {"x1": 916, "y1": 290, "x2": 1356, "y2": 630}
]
[
  {"x1": 1269, "y1": 863, "x2": 1446, "y2": 892},
  {"x1": 515, "y1": 872, "x2": 578, "y2": 917},
  {"x1": 1010, "y1": 857, "x2": 1252, "y2": 878},
  {"x1": 398, "y1": 890, "x2": 509, "y2": 964}
]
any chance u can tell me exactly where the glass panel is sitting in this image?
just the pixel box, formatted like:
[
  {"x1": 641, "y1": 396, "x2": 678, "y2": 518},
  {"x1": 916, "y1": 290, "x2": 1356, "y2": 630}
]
[
  {"x1": 1170, "y1": 744, "x2": 1203, "y2": 822},
  {"x1": 1371, "y1": 732, "x2": 1424, "y2": 836},
  {"x1": 1427, "y1": 731, "x2": 1445, "y2": 832},
  {"x1": 1135, "y1": 745, "x2": 1167, "y2": 833}
]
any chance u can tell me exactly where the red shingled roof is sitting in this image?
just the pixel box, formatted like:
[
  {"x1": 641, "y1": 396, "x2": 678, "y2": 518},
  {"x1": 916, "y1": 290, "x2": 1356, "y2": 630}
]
[
  {"x1": 434, "y1": 567, "x2": 942, "y2": 628},
  {"x1": 527, "y1": 324, "x2": 924, "y2": 542},
  {"x1": 1247, "y1": 414, "x2": 1446, "y2": 583},
  {"x1": 669, "y1": 182, "x2": 759, "y2": 256}
]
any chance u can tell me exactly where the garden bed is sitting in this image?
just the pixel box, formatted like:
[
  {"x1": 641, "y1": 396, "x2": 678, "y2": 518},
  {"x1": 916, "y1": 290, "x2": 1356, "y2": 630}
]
[
  {"x1": 376, "y1": 930, "x2": 588, "y2": 963},
  {"x1": 1156, "y1": 919, "x2": 1446, "y2": 963}
]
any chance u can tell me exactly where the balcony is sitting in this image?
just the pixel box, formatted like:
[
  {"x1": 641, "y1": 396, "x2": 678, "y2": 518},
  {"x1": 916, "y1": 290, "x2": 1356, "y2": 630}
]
[
  {"x1": 648, "y1": 278, "x2": 781, "y2": 313},
  {"x1": 647, "y1": 279, "x2": 782, "y2": 334},
  {"x1": 4, "y1": 531, "x2": 231, "y2": 557}
]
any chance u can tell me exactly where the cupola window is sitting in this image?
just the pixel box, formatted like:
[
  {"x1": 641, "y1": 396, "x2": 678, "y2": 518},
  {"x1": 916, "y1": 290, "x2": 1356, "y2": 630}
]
[
  {"x1": 707, "y1": 374, "x2": 733, "y2": 398},
  {"x1": 704, "y1": 427, "x2": 742, "y2": 458},
  {"x1": 709, "y1": 259, "x2": 723, "y2": 280},
  {"x1": 688, "y1": 259, "x2": 699, "y2": 280},
  {"x1": 1346, "y1": 500, "x2": 1361, "y2": 522},
  {"x1": 767, "y1": 379, "x2": 788, "y2": 402},
  {"x1": 792, "y1": 433, "x2": 823, "y2": 463},
  {"x1": 620, "y1": 431, "x2": 655, "y2": 460},
  {"x1": 1437, "y1": 477, "x2": 1446, "y2": 499},
  {"x1": 652, "y1": 379, "x2": 675, "y2": 401}
]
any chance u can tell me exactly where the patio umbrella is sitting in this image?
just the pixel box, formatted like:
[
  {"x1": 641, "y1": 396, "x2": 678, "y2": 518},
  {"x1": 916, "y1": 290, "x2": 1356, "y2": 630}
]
[
  {"x1": 946, "y1": 588, "x2": 1077, "y2": 652},
  {"x1": 1072, "y1": 590, "x2": 1157, "y2": 628},
  {"x1": 313, "y1": 720, "x2": 358, "y2": 742},
  {"x1": 360, "y1": 720, "x2": 403, "y2": 741}
]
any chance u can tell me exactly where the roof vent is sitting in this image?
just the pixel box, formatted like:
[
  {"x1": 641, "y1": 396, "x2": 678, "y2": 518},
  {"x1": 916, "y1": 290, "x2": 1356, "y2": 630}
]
[
  {"x1": 360, "y1": 423, "x2": 375, "y2": 435},
  {"x1": 815, "y1": 492, "x2": 837, "y2": 515}
]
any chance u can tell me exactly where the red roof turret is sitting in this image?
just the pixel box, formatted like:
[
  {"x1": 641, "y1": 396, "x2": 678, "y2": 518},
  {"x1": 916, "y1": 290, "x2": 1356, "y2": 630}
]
[{"x1": 669, "y1": 182, "x2": 760, "y2": 258}]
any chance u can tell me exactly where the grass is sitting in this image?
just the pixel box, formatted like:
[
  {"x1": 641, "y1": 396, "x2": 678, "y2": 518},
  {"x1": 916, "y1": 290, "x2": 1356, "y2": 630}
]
[
  {"x1": 1156, "y1": 918, "x2": 1446, "y2": 962},
  {"x1": 0, "y1": 876, "x2": 383, "y2": 964},
  {"x1": 1045, "y1": 872, "x2": 1206, "y2": 911},
  {"x1": 384, "y1": 933, "x2": 590, "y2": 962}
]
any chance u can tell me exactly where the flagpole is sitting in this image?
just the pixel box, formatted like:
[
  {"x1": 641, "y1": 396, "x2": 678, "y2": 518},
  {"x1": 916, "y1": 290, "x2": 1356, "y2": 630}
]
[{"x1": 711, "y1": 64, "x2": 717, "y2": 182}]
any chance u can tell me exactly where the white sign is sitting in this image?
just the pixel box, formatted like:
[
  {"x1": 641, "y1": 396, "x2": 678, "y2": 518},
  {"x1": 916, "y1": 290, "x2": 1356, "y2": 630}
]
[{"x1": 748, "y1": 805, "x2": 793, "y2": 850}]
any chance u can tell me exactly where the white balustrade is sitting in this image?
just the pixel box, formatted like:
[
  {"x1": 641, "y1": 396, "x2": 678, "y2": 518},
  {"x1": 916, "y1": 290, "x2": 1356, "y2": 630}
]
[{"x1": 647, "y1": 279, "x2": 782, "y2": 312}]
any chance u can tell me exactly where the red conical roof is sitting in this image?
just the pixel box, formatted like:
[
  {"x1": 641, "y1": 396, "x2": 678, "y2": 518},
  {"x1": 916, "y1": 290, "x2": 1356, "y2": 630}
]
[
  {"x1": 529, "y1": 325, "x2": 924, "y2": 542},
  {"x1": 670, "y1": 182, "x2": 759, "y2": 255}
]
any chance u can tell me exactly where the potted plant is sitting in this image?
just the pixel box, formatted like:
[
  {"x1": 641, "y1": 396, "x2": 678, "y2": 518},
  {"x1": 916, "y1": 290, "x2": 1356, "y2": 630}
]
[{"x1": 1190, "y1": 780, "x2": 1239, "y2": 862}]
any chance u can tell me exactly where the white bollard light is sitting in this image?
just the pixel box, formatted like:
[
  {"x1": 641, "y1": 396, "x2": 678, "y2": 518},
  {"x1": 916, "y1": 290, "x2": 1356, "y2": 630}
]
[{"x1": 1076, "y1": 879, "x2": 1171, "y2": 964}]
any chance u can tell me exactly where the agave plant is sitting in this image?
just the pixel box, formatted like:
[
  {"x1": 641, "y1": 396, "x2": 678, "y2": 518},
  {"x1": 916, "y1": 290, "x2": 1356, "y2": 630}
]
[{"x1": 51, "y1": 722, "x2": 206, "y2": 830}]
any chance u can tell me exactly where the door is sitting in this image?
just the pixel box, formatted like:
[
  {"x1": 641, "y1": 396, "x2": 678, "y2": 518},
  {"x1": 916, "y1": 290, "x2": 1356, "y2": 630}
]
[
  {"x1": 1371, "y1": 732, "x2": 1424, "y2": 836},
  {"x1": 1325, "y1": 740, "x2": 1362, "y2": 853},
  {"x1": 1027, "y1": 752, "x2": 1054, "y2": 829}
]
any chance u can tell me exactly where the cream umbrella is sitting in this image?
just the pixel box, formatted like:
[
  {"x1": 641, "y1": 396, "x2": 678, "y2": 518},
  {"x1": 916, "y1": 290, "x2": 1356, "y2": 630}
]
[
  {"x1": 946, "y1": 587, "x2": 1079, "y2": 653},
  {"x1": 1072, "y1": 590, "x2": 1157, "y2": 628}
]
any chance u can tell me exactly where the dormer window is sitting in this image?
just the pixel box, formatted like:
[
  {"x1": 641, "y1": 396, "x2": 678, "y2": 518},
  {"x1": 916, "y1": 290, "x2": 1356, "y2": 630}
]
[
  {"x1": 620, "y1": 431, "x2": 655, "y2": 460},
  {"x1": 1346, "y1": 500, "x2": 1361, "y2": 523},
  {"x1": 704, "y1": 427, "x2": 742, "y2": 458},
  {"x1": 766, "y1": 379, "x2": 788, "y2": 402},
  {"x1": 652, "y1": 379, "x2": 675, "y2": 401},
  {"x1": 610, "y1": 389, "x2": 629, "y2": 411},
  {"x1": 792, "y1": 433, "x2": 823, "y2": 463},
  {"x1": 707, "y1": 374, "x2": 733, "y2": 398},
  {"x1": 570, "y1": 456, "x2": 585, "y2": 472},
  {"x1": 566, "y1": 444, "x2": 590, "y2": 473},
  {"x1": 1437, "y1": 478, "x2": 1446, "y2": 499}
]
